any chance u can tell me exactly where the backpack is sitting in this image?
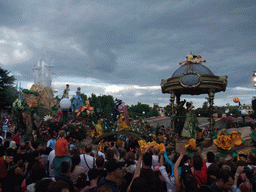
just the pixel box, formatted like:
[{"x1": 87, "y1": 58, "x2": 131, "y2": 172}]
[{"x1": 0, "y1": 156, "x2": 8, "y2": 178}]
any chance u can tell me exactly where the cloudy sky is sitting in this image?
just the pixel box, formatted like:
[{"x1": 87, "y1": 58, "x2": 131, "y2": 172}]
[{"x1": 0, "y1": 0, "x2": 255, "y2": 108}]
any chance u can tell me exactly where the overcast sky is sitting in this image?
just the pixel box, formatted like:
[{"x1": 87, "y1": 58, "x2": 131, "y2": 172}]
[{"x1": 0, "y1": 0, "x2": 255, "y2": 108}]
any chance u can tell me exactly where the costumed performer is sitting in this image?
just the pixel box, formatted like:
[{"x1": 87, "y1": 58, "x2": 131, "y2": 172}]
[
  {"x1": 181, "y1": 102, "x2": 198, "y2": 138},
  {"x1": 62, "y1": 84, "x2": 70, "y2": 99},
  {"x1": 118, "y1": 113, "x2": 131, "y2": 131},
  {"x1": 71, "y1": 87, "x2": 83, "y2": 111},
  {"x1": 113, "y1": 99, "x2": 123, "y2": 122},
  {"x1": 174, "y1": 97, "x2": 186, "y2": 137}
]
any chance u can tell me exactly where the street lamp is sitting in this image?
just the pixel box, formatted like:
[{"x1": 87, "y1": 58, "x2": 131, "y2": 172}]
[
  {"x1": 241, "y1": 109, "x2": 248, "y2": 126},
  {"x1": 60, "y1": 98, "x2": 71, "y2": 124}
]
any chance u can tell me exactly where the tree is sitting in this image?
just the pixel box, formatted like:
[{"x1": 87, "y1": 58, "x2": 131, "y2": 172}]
[
  {"x1": 0, "y1": 67, "x2": 17, "y2": 110},
  {"x1": 129, "y1": 102, "x2": 152, "y2": 119},
  {"x1": 228, "y1": 106, "x2": 240, "y2": 117},
  {"x1": 164, "y1": 105, "x2": 172, "y2": 116}
]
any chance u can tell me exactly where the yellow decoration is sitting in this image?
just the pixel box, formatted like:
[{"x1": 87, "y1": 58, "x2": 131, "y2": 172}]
[
  {"x1": 118, "y1": 113, "x2": 131, "y2": 131},
  {"x1": 74, "y1": 105, "x2": 86, "y2": 117},
  {"x1": 116, "y1": 139, "x2": 125, "y2": 148},
  {"x1": 138, "y1": 140, "x2": 165, "y2": 154},
  {"x1": 213, "y1": 131, "x2": 243, "y2": 150},
  {"x1": 230, "y1": 131, "x2": 242, "y2": 146},
  {"x1": 237, "y1": 150, "x2": 251, "y2": 161},
  {"x1": 185, "y1": 138, "x2": 196, "y2": 150}
]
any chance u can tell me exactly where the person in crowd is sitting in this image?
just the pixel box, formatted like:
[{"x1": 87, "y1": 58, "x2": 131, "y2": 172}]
[
  {"x1": 174, "y1": 144, "x2": 198, "y2": 192},
  {"x1": 2, "y1": 154, "x2": 29, "y2": 192},
  {"x1": 55, "y1": 161, "x2": 76, "y2": 192},
  {"x1": 70, "y1": 155, "x2": 85, "y2": 185},
  {"x1": 48, "y1": 149, "x2": 55, "y2": 178},
  {"x1": 53, "y1": 130, "x2": 71, "y2": 177},
  {"x1": 206, "y1": 151, "x2": 215, "y2": 168},
  {"x1": 84, "y1": 168, "x2": 100, "y2": 192},
  {"x1": 152, "y1": 146, "x2": 160, "y2": 168},
  {"x1": 210, "y1": 169, "x2": 234, "y2": 192},
  {"x1": 97, "y1": 159, "x2": 123, "y2": 192},
  {"x1": 79, "y1": 144, "x2": 96, "y2": 178},
  {"x1": 140, "y1": 152, "x2": 162, "y2": 192},
  {"x1": 96, "y1": 155, "x2": 107, "y2": 181},
  {"x1": 34, "y1": 178, "x2": 53, "y2": 192},
  {"x1": 47, "y1": 180, "x2": 70, "y2": 192},
  {"x1": 47, "y1": 134, "x2": 56, "y2": 150},
  {"x1": 12, "y1": 130, "x2": 21, "y2": 146},
  {"x1": 193, "y1": 153, "x2": 208, "y2": 186},
  {"x1": 159, "y1": 150, "x2": 175, "y2": 192}
]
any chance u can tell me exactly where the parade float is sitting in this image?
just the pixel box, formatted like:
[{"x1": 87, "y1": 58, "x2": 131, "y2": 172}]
[{"x1": 161, "y1": 53, "x2": 256, "y2": 159}]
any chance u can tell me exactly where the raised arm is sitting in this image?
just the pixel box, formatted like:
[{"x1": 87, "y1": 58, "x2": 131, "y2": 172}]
[
  {"x1": 174, "y1": 144, "x2": 186, "y2": 192},
  {"x1": 127, "y1": 148, "x2": 143, "y2": 192}
]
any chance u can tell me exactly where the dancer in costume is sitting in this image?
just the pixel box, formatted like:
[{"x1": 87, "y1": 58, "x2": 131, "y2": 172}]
[
  {"x1": 62, "y1": 84, "x2": 70, "y2": 98},
  {"x1": 113, "y1": 99, "x2": 123, "y2": 122},
  {"x1": 181, "y1": 102, "x2": 196, "y2": 138},
  {"x1": 71, "y1": 87, "x2": 83, "y2": 111}
]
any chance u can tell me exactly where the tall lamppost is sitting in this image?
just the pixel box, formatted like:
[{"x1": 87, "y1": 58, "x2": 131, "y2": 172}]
[
  {"x1": 241, "y1": 109, "x2": 247, "y2": 126},
  {"x1": 60, "y1": 98, "x2": 71, "y2": 124}
]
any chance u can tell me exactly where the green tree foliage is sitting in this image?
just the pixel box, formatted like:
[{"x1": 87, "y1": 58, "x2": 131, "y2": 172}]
[
  {"x1": 164, "y1": 105, "x2": 172, "y2": 116},
  {"x1": 128, "y1": 102, "x2": 152, "y2": 119},
  {"x1": 202, "y1": 101, "x2": 209, "y2": 110},
  {"x1": 0, "y1": 67, "x2": 17, "y2": 110},
  {"x1": 149, "y1": 105, "x2": 160, "y2": 117},
  {"x1": 228, "y1": 106, "x2": 240, "y2": 117}
]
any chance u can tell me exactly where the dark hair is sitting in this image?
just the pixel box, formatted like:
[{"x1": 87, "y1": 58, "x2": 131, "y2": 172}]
[
  {"x1": 0, "y1": 146, "x2": 5, "y2": 157},
  {"x1": 96, "y1": 156, "x2": 105, "y2": 168},
  {"x1": 88, "y1": 168, "x2": 100, "y2": 181},
  {"x1": 13, "y1": 154, "x2": 22, "y2": 164},
  {"x1": 182, "y1": 172, "x2": 198, "y2": 192},
  {"x1": 85, "y1": 144, "x2": 92, "y2": 153},
  {"x1": 207, "y1": 152, "x2": 215, "y2": 163},
  {"x1": 30, "y1": 163, "x2": 46, "y2": 183},
  {"x1": 75, "y1": 173, "x2": 89, "y2": 189},
  {"x1": 105, "y1": 159, "x2": 119, "y2": 173},
  {"x1": 193, "y1": 156, "x2": 203, "y2": 171},
  {"x1": 60, "y1": 161, "x2": 70, "y2": 174},
  {"x1": 143, "y1": 152, "x2": 152, "y2": 167},
  {"x1": 207, "y1": 163, "x2": 219, "y2": 185},
  {"x1": 35, "y1": 179, "x2": 53, "y2": 192},
  {"x1": 5, "y1": 147, "x2": 14, "y2": 156},
  {"x1": 130, "y1": 177, "x2": 149, "y2": 192},
  {"x1": 47, "y1": 180, "x2": 69, "y2": 192},
  {"x1": 31, "y1": 141, "x2": 39, "y2": 150},
  {"x1": 218, "y1": 169, "x2": 231, "y2": 183},
  {"x1": 106, "y1": 149, "x2": 114, "y2": 160},
  {"x1": 44, "y1": 147, "x2": 52, "y2": 155},
  {"x1": 71, "y1": 155, "x2": 81, "y2": 173}
]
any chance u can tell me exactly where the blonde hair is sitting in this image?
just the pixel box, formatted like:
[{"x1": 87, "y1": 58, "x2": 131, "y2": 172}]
[{"x1": 58, "y1": 130, "x2": 66, "y2": 138}]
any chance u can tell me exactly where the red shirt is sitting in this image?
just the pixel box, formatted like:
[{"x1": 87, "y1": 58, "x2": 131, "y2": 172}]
[
  {"x1": 194, "y1": 162, "x2": 208, "y2": 186},
  {"x1": 12, "y1": 135, "x2": 20, "y2": 145},
  {"x1": 55, "y1": 138, "x2": 68, "y2": 156}
]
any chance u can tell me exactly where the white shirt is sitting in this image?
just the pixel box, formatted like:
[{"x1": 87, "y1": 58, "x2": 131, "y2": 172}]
[
  {"x1": 159, "y1": 166, "x2": 176, "y2": 192},
  {"x1": 79, "y1": 154, "x2": 96, "y2": 175},
  {"x1": 48, "y1": 150, "x2": 55, "y2": 177},
  {"x1": 152, "y1": 155, "x2": 160, "y2": 167}
]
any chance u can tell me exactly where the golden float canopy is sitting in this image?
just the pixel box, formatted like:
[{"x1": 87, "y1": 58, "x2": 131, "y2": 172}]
[{"x1": 161, "y1": 60, "x2": 228, "y2": 131}]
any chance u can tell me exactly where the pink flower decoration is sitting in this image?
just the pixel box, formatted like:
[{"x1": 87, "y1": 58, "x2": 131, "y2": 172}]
[{"x1": 76, "y1": 129, "x2": 78, "y2": 132}]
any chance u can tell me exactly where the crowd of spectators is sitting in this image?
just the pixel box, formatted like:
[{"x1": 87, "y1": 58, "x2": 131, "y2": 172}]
[{"x1": 1, "y1": 128, "x2": 256, "y2": 192}]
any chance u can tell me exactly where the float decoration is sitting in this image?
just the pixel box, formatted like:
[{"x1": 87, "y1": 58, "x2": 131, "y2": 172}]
[
  {"x1": 213, "y1": 131, "x2": 244, "y2": 158},
  {"x1": 138, "y1": 140, "x2": 165, "y2": 154}
]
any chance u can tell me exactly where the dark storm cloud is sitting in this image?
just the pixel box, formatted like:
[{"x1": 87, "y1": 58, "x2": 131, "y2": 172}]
[{"x1": 0, "y1": 0, "x2": 255, "y2": 107}]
